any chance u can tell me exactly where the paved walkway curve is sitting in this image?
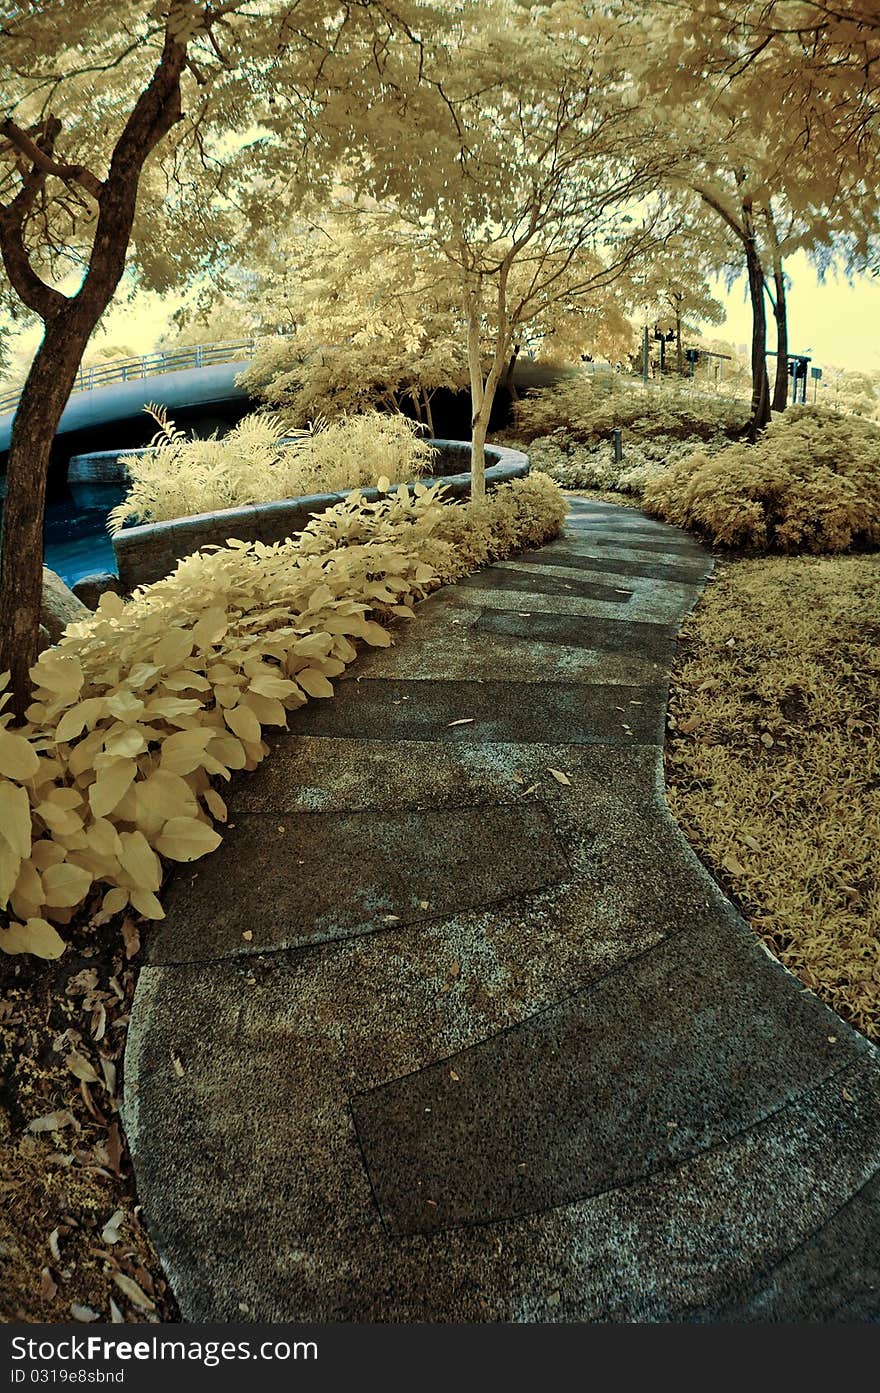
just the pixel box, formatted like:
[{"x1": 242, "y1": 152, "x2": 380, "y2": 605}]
[{"x1": 124, "y1": 498, "x2": 880, "y2": 1323}]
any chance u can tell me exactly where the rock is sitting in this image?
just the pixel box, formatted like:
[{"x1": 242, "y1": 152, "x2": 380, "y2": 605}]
[
  {"x1": 72, "y1": 571, "x2": 126, "y2": 611},
  {"x1": 41, "y1": 567, "x2": 89, "y2": 642},
  {"x1": 37, "y1": 625, "x2": 52, "y2": 654}
]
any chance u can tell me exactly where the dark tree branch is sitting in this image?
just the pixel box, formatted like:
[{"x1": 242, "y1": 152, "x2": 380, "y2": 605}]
[{"x1": 1, "y1": 116, "x2": 104, "y2": 199}]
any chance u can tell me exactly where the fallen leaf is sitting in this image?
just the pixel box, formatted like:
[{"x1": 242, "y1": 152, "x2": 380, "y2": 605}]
[
  {"x1": 80, "y1": 1081, "x2": 107, "y2": 1125},
  {"x1": 113, "y1": 1272, "x2": 155, "y2": 1312},
  {"x1": 722, "y1": 853, "x2": 745, "y2": 877},
  {"x1": 449, "y1": 1070, "x2": 460, "y2": 1082},
  {"x1": 446, "y1": 717, "x2": 475, "y2": 727},
  {"x1": 547, "y1": 768, "x2": 571, "y2": 785},
  {"x1": 170, "y1": 1050, "x2": 185, "y2": 1079},
  {"x1": 100, "y1": 1055, "x2": 117, "y2": 1098},
  {"x1": 40, "y1": 1267, "x2": 58, "y2": 1300},
  {"x1": 101, "y1": 1210, "x2": 125, "y2": 1245},
  {"x1": 28, "y1": 1110, "x2": 74, "y2": 1134},
  {"x1": 66, "y1": 1051, "x2": 99, "y2": 1084},
  {"x1": 241, "y1": 930, "x2": 253, "y2": 941},
  {"x1": 104, "y1": 1123, "x2": 123, "y2": 1176},
  {"x1": 70, "y1": 1304, "x2": 101, "y2": 1323},
  {"x1": 121, "y1": 918, "x2": 141, "y2": 961}
]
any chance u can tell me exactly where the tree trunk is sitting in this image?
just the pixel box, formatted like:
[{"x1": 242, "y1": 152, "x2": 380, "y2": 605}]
[
  {"x1": 0, "y1": 316, "x2": 96, "y2": 713},
  {"x1": 465, "y1": 290, "x2": 487, "y2": 499},
  {"x1": 744, "y1": 233, "x2": 771, "y2": 438},
  {"x1": 422, "y1": 389, "x2": 435, "y2": 438},
  {"x1": 471, "y1": 413, "x2": 489, "y2": 496},
  {"x1": 675, "y1": 307, "x2": 683, "y2": 375},
  {"x1": 770, "y1": 264, "x2": 789, "y2": 412},
  {"x1": 0, "y1": 27, "x2": 186, "y2": 716},
  {"x1": 762, "y1": 208, "x2": 789, "y2": 414},
  {"x1": 502, "y1": 343, "x2": 521, "y2": 402}
]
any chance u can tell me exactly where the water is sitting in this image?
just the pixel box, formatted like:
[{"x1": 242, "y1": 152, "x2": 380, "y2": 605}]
[{"x1": 0, "y1": 482, "x2": 126, "y2": 587}]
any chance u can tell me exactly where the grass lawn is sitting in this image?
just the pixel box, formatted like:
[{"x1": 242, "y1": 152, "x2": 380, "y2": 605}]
[{"x1": 666, "y1": 551, "x2": 880, "y2": 1041}]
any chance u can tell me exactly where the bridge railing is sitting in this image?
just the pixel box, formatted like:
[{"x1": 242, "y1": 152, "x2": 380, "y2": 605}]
[{"x1": 0, "y1": 335, "x2": 268, "y2": 418}]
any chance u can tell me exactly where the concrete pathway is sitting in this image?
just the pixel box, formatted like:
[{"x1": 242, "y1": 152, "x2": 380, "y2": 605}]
[{"x1": 124, "y1": 498, "x2": 880, "y2": 1323}]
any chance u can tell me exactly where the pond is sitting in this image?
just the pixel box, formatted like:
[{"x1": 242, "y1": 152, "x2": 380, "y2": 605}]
[{"x1": 0, "y1": 482, "x2": 125, "y2": 588}]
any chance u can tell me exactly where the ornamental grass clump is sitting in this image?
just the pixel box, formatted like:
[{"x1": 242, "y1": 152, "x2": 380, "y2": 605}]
[
  {"x1": 642, "y1": 407, "x2": 880, "y2": 553},
  {"x1": 0, "y1": 473, "x2": 565, "y2": 957},
  {"x1": 108, "y1": 407, "x2": 436, "y2": 531}
]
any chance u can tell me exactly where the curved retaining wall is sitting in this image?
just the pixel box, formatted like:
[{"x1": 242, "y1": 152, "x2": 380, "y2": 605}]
[{"x1": 111, "y1": 440, "x2": 529, "y2": 591}]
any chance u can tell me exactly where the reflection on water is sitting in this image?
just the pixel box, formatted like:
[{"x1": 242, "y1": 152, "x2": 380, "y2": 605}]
[{"x1": 0, "y1": 481, "x2": 126, "y2": 587}]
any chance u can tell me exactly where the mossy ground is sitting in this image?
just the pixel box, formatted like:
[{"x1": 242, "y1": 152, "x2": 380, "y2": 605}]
[{"x1": 666, "y1": 552, "x2": 880, "y2": 1040}]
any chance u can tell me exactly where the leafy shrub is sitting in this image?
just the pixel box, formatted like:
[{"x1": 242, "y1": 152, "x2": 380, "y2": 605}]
[
  {"x1": 0, "y1": 475, "x2": 564, "y2": 957},
  {"x1": 109, "y1": 407, "x2": 436, "y2": 531},
  {"x1": 514, "y1": 374, "x2": 750, "y2": 446},
  {"x1": 642, "y1": 407, "x2": 880, "y2": 553},
  {"x1": 239, "y1": 335, "x2": 468, "y2": 430},
  {"x1": 526, "y1": 430, "x2": 705, "y2": 496}
]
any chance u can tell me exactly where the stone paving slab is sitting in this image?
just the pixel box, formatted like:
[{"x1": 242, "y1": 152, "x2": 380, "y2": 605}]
[
  {"x1": 233, "y1": 736, "x2": 661, "y2": 816},
  {"x1": 511, "y1": 546, "x2": 712, "y2": 585},
  {"x1": 474, "y1": 608, "x2": 676, "y2": 663},
  {"x1": 450, "y1": 582, "x2": 686, "y2": 626},
  {"x1": 151, "y1": 801, "x2": 570, "y2": 964},
  {"x1": 125, "y1": 494, "x2": 880, "y2": 1323},
  {"x1": 456, "y1": 566, "x2": 633, "y2": 603},
  {"x1": 695, "y1": 1166, "x2": 880, "y2": 1322},
  {"x1": 352, "y1": 913, "x2": 860, "y2": 1236},
  {"x1": 285, "y1": 677, "x2": 667, "y2": 745}
]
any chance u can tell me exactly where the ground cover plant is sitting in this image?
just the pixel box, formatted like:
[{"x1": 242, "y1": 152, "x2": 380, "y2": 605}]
[
  {"x1": 512, "y1": 375, "x2": 749, "y2": 496},
  {"x1": 109, "y1": 409, "x2": 436, "y2": 530},
  {"x1": 643, "y1": 407, "x2": 880, "y2": 553},
  {"x1": 1, "y1": 473, "x2": 565, "y2": 958},
  {"x1": 666, "y1": 552, "x2": 880, "y2": 1040},
  {"x1": 514, "y1": 374, "x2": 750, "y2": 446}
]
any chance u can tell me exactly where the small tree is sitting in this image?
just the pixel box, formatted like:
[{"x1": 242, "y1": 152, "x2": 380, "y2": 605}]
[
  {"x1": 315, "y1": 0, "x2": 685, "y2": 495},
  {"x1": 238, "y1": 206, "x2": 470, "y2": 432},
  {"x1": 643, "y1": 0, "x2": 880, "y2": 433}
]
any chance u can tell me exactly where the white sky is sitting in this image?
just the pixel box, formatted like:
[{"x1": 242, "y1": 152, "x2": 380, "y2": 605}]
[{"x1": 702, "y1": 251, "x2": 880, "y2": 375}]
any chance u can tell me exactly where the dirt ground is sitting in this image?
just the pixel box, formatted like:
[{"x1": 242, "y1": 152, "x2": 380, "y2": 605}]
[{"x1": 0, "y1": 911, "x2": 177, "y2": 1323}]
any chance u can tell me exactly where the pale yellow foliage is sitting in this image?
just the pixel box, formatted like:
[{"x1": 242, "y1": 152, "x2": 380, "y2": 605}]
[
  {"x1": 643, "y1": 406, "x2": 880, "y2": 552},
  {"x1": 666, "y1": 552, "x2": 880, "y2": 1039},
  {"x1": 515, "y1": 374, "x2": 750, "y2": 445},
  {"x1": 109, "y1": 409, "x2": 435, "y2": 530},
  {"x1": 0, "y1": 475, "x2": 564, "y2": 955}
]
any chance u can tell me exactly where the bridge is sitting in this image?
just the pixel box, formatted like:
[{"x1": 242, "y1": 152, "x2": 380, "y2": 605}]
[
  {"x1": 0, "y1": 337, "x2": 265, "y2": 462},
  {"x1": 0, "y1": 334, "x2": 575, "y2": 467}
]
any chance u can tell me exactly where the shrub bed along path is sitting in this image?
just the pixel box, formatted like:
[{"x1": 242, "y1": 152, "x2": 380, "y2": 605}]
[{"x1": 124, "y1": 499, "x2": 880, "y2": 1322}]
